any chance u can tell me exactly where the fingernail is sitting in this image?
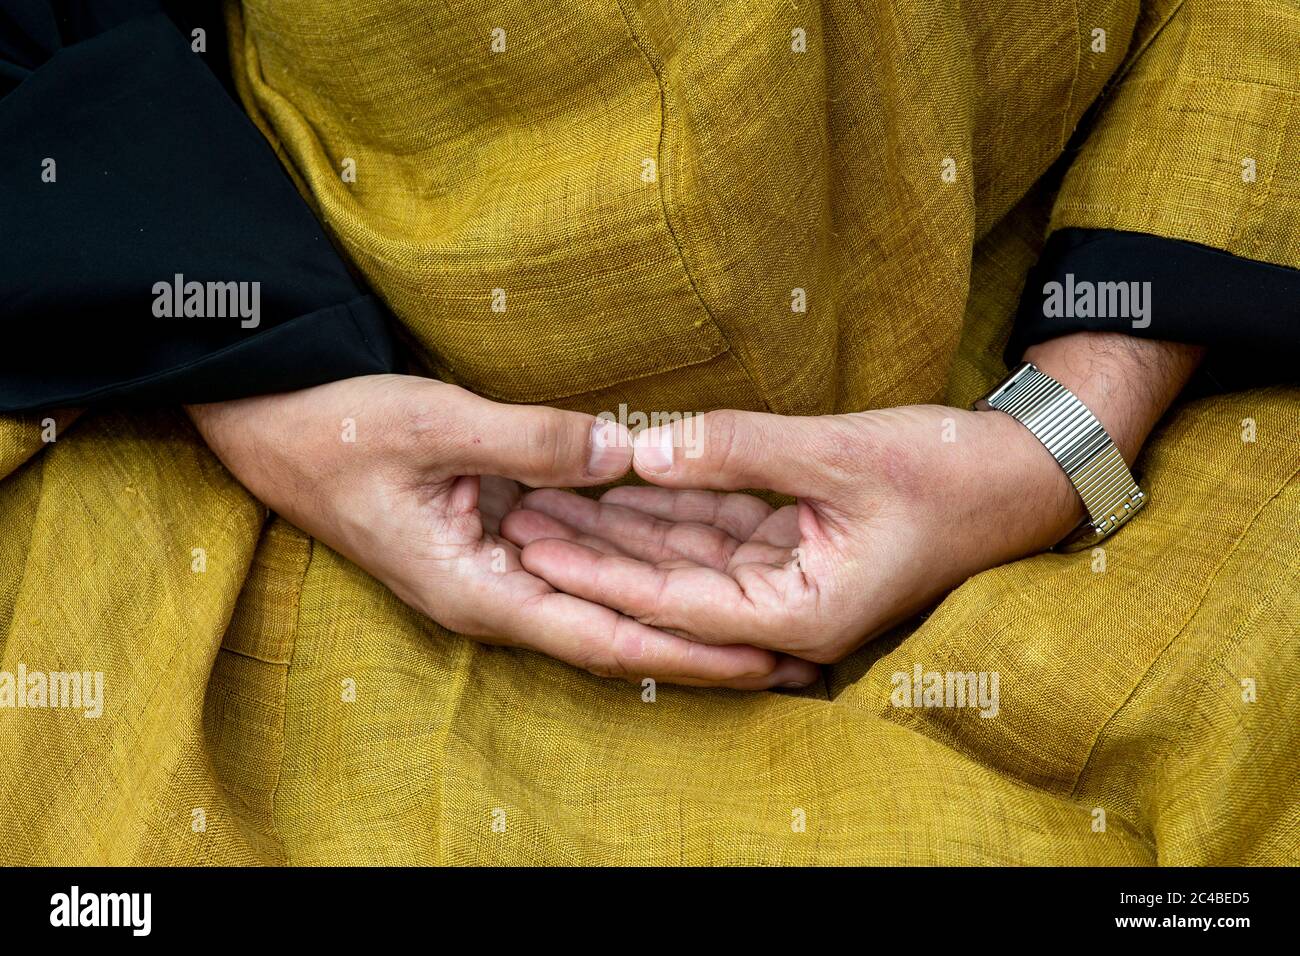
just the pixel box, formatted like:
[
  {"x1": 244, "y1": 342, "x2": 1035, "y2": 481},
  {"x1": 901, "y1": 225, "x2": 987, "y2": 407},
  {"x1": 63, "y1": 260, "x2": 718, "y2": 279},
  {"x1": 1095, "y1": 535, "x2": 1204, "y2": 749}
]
[
  {"x1": 588, "y1": 419, "x2": 626, "y2": 478},
  {"x1": 773, "y1": 657, "x2": 819, "y2": 689},
  {"x1": 634, "y1": 425, "x2": 674, "y2": 474}
]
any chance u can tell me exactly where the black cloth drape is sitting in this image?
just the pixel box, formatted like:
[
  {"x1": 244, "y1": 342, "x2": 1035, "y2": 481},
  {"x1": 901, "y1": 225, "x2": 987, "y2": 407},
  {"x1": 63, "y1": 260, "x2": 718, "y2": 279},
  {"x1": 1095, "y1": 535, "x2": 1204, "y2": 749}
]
[
  {"x1": 0, "y1": 0, "x2": 397, "y2": 413},
  {"x1": 1009, "y1": 228, "x2": 1298, "y2": 389}
]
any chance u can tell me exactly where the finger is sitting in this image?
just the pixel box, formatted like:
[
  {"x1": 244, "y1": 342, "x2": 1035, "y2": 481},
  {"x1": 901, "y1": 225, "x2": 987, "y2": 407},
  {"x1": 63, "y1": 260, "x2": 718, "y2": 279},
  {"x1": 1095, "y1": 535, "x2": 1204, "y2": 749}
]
[
  {"x1": 521, "y1": 538, "x2": 793, "y2": 648},
  {"x1": 448, "y1": 394, "x2": 633, "y2": 487},
  {"x1": 630, "y1": 409, "x2": 844, "y2": 497},
  {"x1": 748, "y1": 504, "x2": 801, "y2": 548},
  {"x1": 731, "y1": 540, "x2": 803, "y2": 568},
  {"x1": 499, "y1": 507, "x2": 626, "y2": 556},
  {"x1": 598, "y1": 486, "x2": 773, "y2": 539},
  {"x1": 493, "y1": 590, "x2": 818, "y2": 690},
  {"x1": 520, "y1": 488, "x2": 738, "y2": 570},
  {"x1": 436, "y1": 539, "x2": 810, "y2": 688},
  {"x1": 477, "y1": 476, "x2": 522, "y2": 535}
]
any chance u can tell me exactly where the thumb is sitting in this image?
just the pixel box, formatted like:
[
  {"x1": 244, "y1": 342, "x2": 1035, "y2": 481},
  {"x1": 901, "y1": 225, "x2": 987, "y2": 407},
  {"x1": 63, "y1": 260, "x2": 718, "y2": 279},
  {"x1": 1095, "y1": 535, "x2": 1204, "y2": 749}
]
[
  {"x1": 452, "y1": 395, "x2": 632, "y2": 488},
  {"x1": 632, "y1": 410, "x2": 837, "y2": 497}
]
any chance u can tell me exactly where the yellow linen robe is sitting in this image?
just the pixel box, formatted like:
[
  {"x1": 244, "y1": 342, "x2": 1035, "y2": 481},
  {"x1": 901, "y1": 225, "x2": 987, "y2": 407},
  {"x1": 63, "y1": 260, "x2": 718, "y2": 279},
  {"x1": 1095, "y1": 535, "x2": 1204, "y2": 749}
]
[{"x1": 1, "y1": 0, "x2": 1296, "y2": 864}]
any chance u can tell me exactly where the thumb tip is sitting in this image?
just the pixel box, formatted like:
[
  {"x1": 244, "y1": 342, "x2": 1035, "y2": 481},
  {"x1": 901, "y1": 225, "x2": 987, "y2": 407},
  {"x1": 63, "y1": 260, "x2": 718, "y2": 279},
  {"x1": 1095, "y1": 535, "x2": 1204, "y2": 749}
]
[
  {"x1": 584, "y1": 418, "x2": 633, "y2": 481},
  {"x1": 632, "y1": 424, "x2": 677, "y2": 476}
]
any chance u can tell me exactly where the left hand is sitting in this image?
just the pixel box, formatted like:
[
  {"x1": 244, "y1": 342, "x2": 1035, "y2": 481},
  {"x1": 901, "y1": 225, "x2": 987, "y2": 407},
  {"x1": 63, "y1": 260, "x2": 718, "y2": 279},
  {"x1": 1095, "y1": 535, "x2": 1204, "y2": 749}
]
[
  {"x1": 188, "y1": 375, "x2": 820, "y2": 689},
  {"x1": 501, "y1": 402, "x2": 1086, "y2": 664}
]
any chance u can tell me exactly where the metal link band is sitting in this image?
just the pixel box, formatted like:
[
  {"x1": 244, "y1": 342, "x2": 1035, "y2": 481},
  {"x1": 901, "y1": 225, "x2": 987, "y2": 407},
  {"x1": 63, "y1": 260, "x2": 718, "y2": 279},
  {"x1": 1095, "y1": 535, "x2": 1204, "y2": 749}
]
[{"x1": 976, "y1": 362, "x2": 1146, "y2": 551}]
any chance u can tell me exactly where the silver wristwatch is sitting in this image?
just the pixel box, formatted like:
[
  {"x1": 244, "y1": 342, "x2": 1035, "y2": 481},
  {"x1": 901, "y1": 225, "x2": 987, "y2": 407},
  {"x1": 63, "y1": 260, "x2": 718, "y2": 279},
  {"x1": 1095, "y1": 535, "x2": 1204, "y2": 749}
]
[{"x1": 975, "y1": 361, "x2": 1146, "y2": 552}]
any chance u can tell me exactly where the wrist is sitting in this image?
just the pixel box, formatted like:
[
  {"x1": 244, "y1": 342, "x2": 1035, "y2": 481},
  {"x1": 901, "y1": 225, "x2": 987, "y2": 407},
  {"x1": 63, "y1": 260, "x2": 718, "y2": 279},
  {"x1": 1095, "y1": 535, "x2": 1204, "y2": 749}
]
[
  {"x1": 970, "y1": 405, "x2": 1085, "y2": 551},
  {"x1": 184, "y1": 394, "x2": 322, "y2": 523},
  {"x1": 973, "y1": 332, "x2": 1201, "y2": 554}
]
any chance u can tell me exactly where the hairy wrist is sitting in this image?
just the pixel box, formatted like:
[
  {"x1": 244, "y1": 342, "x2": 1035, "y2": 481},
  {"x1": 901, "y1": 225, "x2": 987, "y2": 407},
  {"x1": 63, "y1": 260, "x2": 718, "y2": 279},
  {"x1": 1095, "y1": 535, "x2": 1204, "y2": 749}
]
[
  {"x1": 1021, "y1": 332, "x2": 1204, "y2": 465},
  {"x1": 960, "y1": 331, "x2": 1205, "y2": 554}
]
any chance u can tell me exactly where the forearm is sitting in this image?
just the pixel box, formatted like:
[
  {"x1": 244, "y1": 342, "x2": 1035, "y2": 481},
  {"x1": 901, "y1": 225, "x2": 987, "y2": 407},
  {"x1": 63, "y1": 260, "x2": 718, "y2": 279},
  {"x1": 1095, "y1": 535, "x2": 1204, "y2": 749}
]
[{"x1": 1023, "y1": 332, "x2": 1206, "y2": 466}]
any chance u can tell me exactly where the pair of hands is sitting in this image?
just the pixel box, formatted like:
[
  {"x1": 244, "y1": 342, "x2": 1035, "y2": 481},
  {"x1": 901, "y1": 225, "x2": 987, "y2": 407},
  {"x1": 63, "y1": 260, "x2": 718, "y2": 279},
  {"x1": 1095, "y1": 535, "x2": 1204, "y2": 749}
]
[
  {"x1": 186, "y1": 371, "x2": 1086, "y2": 690},
  {"x1": 187, "y1": 335, "x2": 1199, "y2": 690}
]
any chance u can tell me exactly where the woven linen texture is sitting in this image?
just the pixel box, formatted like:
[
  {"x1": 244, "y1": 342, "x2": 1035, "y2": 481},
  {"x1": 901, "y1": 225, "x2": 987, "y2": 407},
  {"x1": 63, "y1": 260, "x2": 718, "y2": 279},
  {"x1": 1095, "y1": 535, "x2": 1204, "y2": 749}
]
[{"x1": 1, "y1": 0, "x2": 1296, "y2": 863}]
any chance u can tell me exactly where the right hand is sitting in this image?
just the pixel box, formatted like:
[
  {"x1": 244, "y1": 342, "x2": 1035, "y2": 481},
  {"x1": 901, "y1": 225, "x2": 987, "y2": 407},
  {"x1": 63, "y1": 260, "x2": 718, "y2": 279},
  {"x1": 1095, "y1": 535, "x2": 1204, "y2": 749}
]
[{"x1": 186, "y1": 374, "x2": 819, "y2": 690}]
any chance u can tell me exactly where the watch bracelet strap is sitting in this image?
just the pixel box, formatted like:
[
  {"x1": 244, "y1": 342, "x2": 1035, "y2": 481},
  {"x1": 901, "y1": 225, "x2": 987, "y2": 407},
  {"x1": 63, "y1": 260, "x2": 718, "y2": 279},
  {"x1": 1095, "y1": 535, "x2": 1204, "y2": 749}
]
[{"x1": 977, "y1": 362, "x2": 1146, "y2": 550}]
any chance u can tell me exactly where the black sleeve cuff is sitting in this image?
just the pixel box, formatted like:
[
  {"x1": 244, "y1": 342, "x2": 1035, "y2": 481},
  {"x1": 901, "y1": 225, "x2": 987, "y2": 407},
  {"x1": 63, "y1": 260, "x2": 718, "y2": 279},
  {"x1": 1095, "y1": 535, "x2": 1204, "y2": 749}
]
[
  {"x1": 1009, "y1": 228, "x2": 1300, "y2": 388},
  {"x1": 0, "y1": 4, "x2": 399, "y2": 413}
]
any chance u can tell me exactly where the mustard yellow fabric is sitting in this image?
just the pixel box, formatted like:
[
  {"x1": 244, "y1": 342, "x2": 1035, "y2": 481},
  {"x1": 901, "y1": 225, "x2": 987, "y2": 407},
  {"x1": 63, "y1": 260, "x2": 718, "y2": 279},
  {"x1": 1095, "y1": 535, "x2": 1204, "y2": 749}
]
[{"x1": 2, "y1": 0, "x2": 1297, "y2": 864}]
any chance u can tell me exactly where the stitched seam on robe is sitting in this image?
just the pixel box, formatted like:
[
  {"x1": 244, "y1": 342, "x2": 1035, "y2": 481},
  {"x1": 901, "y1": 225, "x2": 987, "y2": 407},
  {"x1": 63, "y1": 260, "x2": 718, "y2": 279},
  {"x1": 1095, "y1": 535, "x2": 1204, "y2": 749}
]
[{"x1": 612, "y1": 0, "x2": 773, "y2": 413}]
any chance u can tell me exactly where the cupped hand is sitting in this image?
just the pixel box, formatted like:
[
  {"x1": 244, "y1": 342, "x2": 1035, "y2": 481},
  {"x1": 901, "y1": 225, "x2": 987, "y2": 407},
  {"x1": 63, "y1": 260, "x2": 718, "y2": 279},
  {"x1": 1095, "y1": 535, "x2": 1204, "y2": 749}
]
[
  {"x1": 502, "y1": 404, "x2": 1085, "y2": 665},
  {"x1": 186, "y1": 374, "x2": 819, "y2": 689}
]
